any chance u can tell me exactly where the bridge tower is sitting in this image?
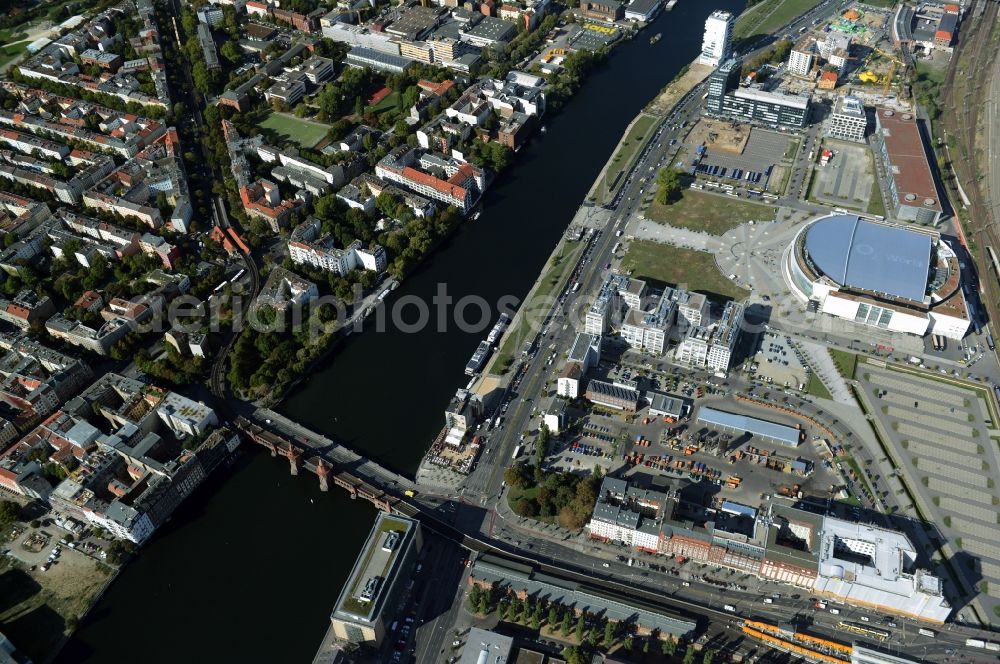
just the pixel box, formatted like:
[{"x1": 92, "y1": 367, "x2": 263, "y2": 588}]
[
  {"x1": 286, "y1": 444, "x2": 302, "y2": 476},
  {"x1": 316, "y1": 457, "x2": 329, "y2": 491}
]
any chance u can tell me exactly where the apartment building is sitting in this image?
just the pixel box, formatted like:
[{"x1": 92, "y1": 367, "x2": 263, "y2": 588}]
[
  {"x1": 787, "y1": 39, "x2": 814, "y2": 77},
  {"x1": 375, "y1": 147, "x2": 484, "y2": 213},
  {"x1": 256, "y1": 266, "x2": 319, "y2": 312},
  {"x1": 287, "y1": 219, "x2": 387, "y2": 275}
]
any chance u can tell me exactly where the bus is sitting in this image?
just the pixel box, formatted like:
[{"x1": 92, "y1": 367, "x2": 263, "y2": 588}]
[
  {"x1": 613, "y1": 242, "x2": 622, "y2": 253},
  {"x1": 512, "y1": 445, "x2": 522, "y2": 460},
  {"x1": 230, "y1": 268, "x2": 245, "y2": 283},
  {"x1": 572, "y1": 282, "x2": 581, "y2": 293},
  {"x1": 837, "y1": 621, "x2": 889, "y2": 642}
]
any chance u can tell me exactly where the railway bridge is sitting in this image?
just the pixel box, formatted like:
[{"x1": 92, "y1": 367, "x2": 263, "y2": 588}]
[{"x1": 233, "y1": 410, "x2": 415, "y2": 512}]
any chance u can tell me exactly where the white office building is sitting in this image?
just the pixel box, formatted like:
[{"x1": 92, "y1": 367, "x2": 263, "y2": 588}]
[
  {"x1": 826, "y1": 95, "x2": 868, "y2": 143},
  {"x1": 700, "y1": 11, "x2": 734, "y2": 67}
]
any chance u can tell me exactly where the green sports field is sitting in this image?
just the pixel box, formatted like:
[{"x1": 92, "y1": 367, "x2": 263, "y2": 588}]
[{"x1": 259, "y1": 112, "x2": 329, "y2": 148}]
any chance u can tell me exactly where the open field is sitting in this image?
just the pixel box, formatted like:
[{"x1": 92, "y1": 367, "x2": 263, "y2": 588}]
[
  {"x1": 0, "y1": 556, "x2": 112, "y2": 662},
  {"x1": 0, "y1": 41, "x2": 30, "y2": 68},
  {"x1": 259, "y1": 112, "x2": 329, "y2": 148},
  {"x1": 735, "y1": 0, "x2": 821, "y2": 41},
  {"x1": 620, "y1": 240, "x2": 748, "y2": 302},
  {"x1": 602, "y1": 114, "x2": 656, "y2": 196},
  {"x1": 644, "y1": 189, "x2": 775, "y2": 235}
]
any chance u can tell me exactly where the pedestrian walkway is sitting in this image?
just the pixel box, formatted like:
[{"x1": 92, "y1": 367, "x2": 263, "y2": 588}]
[
  {"x1": 633, "y1": 220, "x2": 725, "y2": 252},
  {"x1": 796, "y1": 340, "x2": 854, "y2": 404}
]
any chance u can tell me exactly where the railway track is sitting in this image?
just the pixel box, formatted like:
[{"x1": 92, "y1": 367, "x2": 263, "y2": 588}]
[{"x1": 941, "y1": 0, "x2": 1000, "y2": 325}]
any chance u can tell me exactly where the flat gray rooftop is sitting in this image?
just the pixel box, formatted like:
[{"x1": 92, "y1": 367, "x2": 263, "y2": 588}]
[
  {"x1": 697, "y1": 406, "x2": 801, "y2": 447},
  {"x1": 805, "y1": 214, "x2": 931, "y2": 302}
]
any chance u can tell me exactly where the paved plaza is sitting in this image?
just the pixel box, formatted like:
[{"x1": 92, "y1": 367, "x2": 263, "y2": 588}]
[{"x1": 809, "y1": 139, "x2": 876, "y2": 210}]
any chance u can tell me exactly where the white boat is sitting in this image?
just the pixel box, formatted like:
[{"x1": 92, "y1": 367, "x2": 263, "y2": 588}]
[{"x1": 540, "y1": 125, "x2": 547, "y2": 133}]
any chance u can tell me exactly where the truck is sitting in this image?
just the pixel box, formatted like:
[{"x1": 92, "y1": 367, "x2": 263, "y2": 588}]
[
  {"x1": 404, "y1": 490, "x2": 416, "y2": 498},
  {"x1": 512, "y1": 445, "x2": 522, "y2": 460},
  {"x1": 572, "y1": 282, "x2": 581, "y2": 293},
  {"x1": 966, "y1": 639, "x2": 985, "y2": 649},
  {"x1": 917, "y1": 629, "x2": 936, "y2": 638}
]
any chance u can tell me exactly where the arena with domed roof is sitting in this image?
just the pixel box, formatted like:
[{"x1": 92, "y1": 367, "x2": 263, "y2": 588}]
[{"x1": 782, "y1": 213, "x2": 970, "y2": 339}]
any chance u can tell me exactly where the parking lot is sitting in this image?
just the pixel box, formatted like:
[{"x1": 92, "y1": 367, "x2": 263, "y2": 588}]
[
  {"x1": 857, "y1": 363, "x2": 1000, "y2": 604},
  {"x1": 749, "y1": 330, "x2": 810, "y2": 389},
  {"x1": 692, "y1": 128, "x2": 793, "y2": 193},
  {"x1": 809, "y1": 139, "x2": 876, "y2": 210}
]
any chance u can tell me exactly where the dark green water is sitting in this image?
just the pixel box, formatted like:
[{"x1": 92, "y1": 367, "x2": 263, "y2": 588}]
[{"x1": 56, "y1": 3, "x2": 744, "y2": 661}]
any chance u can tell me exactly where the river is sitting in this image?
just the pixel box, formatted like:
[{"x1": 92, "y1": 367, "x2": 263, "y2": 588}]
[{"x1": 57, "y1": 2, "x2": 744, "y2": 661}]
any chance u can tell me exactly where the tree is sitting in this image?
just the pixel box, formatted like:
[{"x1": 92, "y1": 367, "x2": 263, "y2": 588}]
[
  {"x1": 477, "y1": 590, "x2": 490, "y2": 615},
  {"x1": 468, "y1": 584, "x2": 482, "y2": 612},
  {"x1": 624, "y1": 636, "x2": 634, "y2": 651},
  {"x1": 703, "y1": 648, "x2": 716, "y2": 664},
  {"x1": 563, "y1": 646, "x2": 586, "y2": 664},
  {"x1": 662, "y1": 638, "x2": 676, "y2": 656},
  {"x1": 683, "y1": 644, "x2": 697, "y2": 664},
  {"x1": 575, "y1": 614, "x2": 585, "y2": 641},
  {"x1": 0, "y1": 500, "x2": 20, "y2": 525},
  {"x1": 548, "y1": 605, "x2": 559, "y2": 627},
  {"x1": 354, "y1": 95, "x2": 364, "y2": 117},
  {"x1": 655, "y1": 167, "x2": 684, "y2": 205},
  {"x1": 561, "y1": 610, "x2": 572, "y2": 637},
  {"x1": 603, "y1": 621, "x2": 615, "y2": 649}
]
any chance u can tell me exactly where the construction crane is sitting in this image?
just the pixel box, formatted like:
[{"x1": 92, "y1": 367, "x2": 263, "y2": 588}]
[{"x1": 872, "y1": 46, "x2": 906, "y2": 100}]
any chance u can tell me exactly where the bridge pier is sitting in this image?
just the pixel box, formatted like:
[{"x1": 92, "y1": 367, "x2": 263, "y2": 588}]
[
  {"x1": 316, "y1": 457, "x2": 329, "y2": 492},
  {"x1": 287, "y1": 445, "x2": 302, "y2": 476}
]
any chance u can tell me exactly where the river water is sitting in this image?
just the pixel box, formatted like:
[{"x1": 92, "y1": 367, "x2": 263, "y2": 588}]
[{"x1": 58, "y1": 2, "x2": 743, "y2": 661}]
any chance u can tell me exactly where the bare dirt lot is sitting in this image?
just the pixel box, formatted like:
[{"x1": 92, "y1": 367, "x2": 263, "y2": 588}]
[
  {"x1": 686, "y1": 118, "x2": 752, "y2": 155},
  {"x1": 0, "y1": 550, "x2": 113, "y2": 662}
]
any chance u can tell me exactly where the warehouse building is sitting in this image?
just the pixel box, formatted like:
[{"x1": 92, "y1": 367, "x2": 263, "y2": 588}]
[
  {"x1": 871, "y1": 108, "x2": 942, "y2": 224},
  {"x1": 696, "y1": 406, "x2": 802, "y2": 447}
]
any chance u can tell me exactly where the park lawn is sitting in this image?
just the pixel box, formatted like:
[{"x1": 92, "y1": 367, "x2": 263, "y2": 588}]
[
  {"x1": 806, "y1": 373, "x2": 833, "y2": 400},
  {"x1": 829, "y1": 348, "x2": 857, "y2": 379},
  {"x1": 259, "y1": 112, "x2": 329, "y2": 148},
  {"x1": 0, "y1": 41, "x2": 30, "y2": 68},
  {"x1": 491, "y1": 241, "x2": 584, "y2": 375},
  {"x1": 867, "y1": 183, "x2": 886, "y2": 217},
  {"x1": 644, "y1": 189, "x2": 775, "y2": 235},
  {"x1": 603, "y1": 114, "x2": 656, "y2": 197},
  {"x1": 735, "y1": 0, "x2": 821, "y2": 40},
  {"x1": 620, "y1": 240, "x2": 748, "y2": 302},
  {"x1": 0, "y1": 28, "x2": 28, "y2": 42}
]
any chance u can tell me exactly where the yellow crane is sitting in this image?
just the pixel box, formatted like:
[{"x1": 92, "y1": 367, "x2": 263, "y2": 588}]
[{"x1": 872, "y1": 46, "x2": 905, "y2": 100}]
